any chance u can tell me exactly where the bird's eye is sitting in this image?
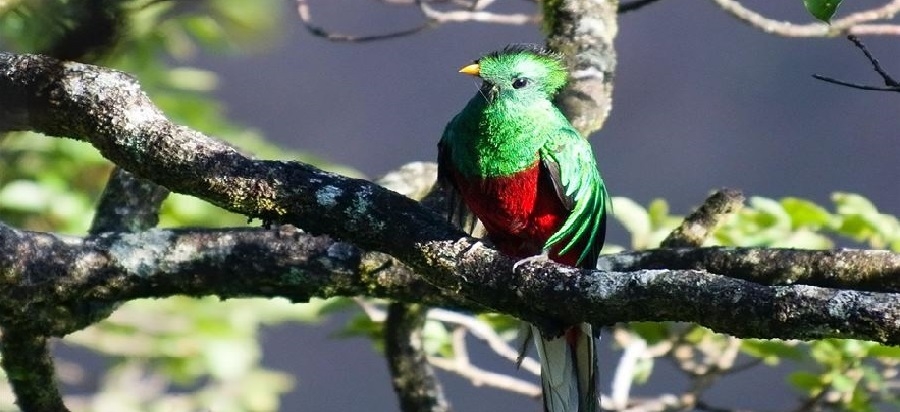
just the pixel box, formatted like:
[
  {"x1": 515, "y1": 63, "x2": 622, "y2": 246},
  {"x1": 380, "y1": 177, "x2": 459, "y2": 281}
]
[{"x1": 512, "y1": 78, "x2": 529, "y2": 89}]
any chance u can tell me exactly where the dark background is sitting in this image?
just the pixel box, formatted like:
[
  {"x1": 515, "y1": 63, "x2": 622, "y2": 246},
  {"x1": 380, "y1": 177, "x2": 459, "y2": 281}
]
[{"x1": 191, "y1": 0, "x2": 897, "y2": 410}]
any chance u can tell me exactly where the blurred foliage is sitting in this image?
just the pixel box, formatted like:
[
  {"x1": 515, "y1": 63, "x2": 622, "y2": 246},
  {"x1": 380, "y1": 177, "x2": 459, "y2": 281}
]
[
  {"x1": 0, "y1": 1, "x2": 360, "y2": 411},
  {"x1": 0, "y1": 1, "x2": 898, "y2": 412},
  {"x1": 606, "y1": 193, "x2": 900, "y2": 410}
]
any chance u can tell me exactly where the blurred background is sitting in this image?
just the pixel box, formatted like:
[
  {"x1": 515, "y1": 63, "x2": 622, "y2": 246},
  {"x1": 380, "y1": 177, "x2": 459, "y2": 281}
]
[{"x1": 1, "y1": 0, "x2": 899, "y2": 410}]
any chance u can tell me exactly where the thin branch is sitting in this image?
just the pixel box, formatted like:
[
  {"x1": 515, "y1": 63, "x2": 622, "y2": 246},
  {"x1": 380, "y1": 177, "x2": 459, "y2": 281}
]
[
  {"x1": 426, "y1": 358, "x2": 540, "y2": 397},
  {"x1": 296, "y1": 0, "x2": 437, "y2": 42},
  {"x1": 710, "y1": 0, "x2": 900, "y2": 37},
  {"x1": 597, "y1": 247, "x2": 900, "y2": 293},
  {"x1": 813, "y1": 35, "x2": 900, "y2": 92},
  {"x1": 619, "y1": 0, "x2": 666, "y2": 14},
  {"x1": 661, "y1": 189, "x2": 744, "y2": 248},
  {"x1": 417, "y1": 1, "x2": 536, "y2": 24},
  {"x1": 610, "y1": 330, "x2": 648, "y2": 409},
  {"x1": 428, "y1": 309, "x2": 541, "y2": 375},
  {"x1": 385, "y1": 303, "x2": 452, "y2": 412}
]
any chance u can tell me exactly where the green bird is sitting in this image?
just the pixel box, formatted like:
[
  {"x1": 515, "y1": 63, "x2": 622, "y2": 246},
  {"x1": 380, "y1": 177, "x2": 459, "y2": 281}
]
[{"x1": 438, "y1": 45, "x2": 609, "y2": 412}]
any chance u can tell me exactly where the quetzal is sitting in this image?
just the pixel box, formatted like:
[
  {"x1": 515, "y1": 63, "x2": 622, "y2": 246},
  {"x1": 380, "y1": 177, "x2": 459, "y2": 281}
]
[{"x1": 437, "y1": 45, "x2": 608, "y2": 412}]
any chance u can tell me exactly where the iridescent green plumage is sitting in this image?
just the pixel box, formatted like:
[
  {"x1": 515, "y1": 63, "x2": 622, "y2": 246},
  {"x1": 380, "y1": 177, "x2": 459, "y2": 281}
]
[
  {"x1": 438, "y1": 45, "x2": 608, "y2": 412},
  {"x1": 439, "y1": 44, "x2": 608, "y2": 266}
]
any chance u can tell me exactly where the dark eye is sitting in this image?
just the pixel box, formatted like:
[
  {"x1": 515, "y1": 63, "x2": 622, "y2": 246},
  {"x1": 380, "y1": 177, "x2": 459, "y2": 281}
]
[{"x1": 512, "y1": 78, "x2": 529, "y2": 89}]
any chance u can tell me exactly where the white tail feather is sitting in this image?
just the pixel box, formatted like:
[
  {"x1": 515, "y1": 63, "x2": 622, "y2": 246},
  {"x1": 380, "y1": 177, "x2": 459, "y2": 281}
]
[{"x1": 533, "y1": 323, "x2": 598, "y2": 412}]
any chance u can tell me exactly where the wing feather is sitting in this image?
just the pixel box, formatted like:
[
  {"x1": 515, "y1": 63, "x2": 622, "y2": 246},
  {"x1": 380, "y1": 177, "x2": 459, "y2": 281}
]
[{"x1": 540, "y1": 128, "x2": 609, "y2": 268}]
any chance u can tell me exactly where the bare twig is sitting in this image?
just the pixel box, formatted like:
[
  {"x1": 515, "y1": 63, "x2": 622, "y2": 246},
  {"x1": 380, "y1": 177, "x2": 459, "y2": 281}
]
[
  {"x1": 428, "y1": 309, "x2": 541, "y2": 375},
  {"x1": 619, "y1": 0, "x2": 666, "y2": 14},
  {"x1": 710, "y1": 0, "x2": 900, "y2": 37},
  {"x1": 294, "y1": 0, "x2": 533, "y2": 43},
  {"x1": 296, "y1": 0, "x2": 437, "y2": 42},
  {"x1": 428, "y1": 328, "x2": 542, "y2": 397},
  {"x1": 417, "y1": 1, "x2": 536, "y2": 24},
  {"x1": 813, "y1": 35, "x2": 900, "y2": 92},
  {"x1": 661, "y1": 189, "x2": 744, "y2": 248},
  {"x1": 610, "y1": 330, "x2": 648, "y2": 409}
]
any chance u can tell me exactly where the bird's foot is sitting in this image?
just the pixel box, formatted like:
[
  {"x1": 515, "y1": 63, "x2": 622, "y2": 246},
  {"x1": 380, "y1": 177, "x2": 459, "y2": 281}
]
[{"x1": 512, "y1": 251, "x2": 551, "y2": 271}]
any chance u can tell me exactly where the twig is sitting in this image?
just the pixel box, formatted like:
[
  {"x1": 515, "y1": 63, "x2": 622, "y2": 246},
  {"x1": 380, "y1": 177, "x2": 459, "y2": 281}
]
[
  {"x1": 619, "y1": 0, "x2": 666, "y2": 14},
  {"x1": 610, "y1": 330, "x2": 648, "y2": 409},
  {"x1": 813, "y1": 35, "x2": 900, "y2": 92},
  {"x1": 428, "y1": 333, "x2": 542, "y2": 397},
  {"x1": 417, "y1": 1, "x2": 536, "y2": 24},
  {"x1": 661, "y1": 189, "x2": 744, "y2": 248},
  {"x1": 296, "y1": 0, "x2": 437, "y2": 42},
  {"x1": 427, "y1": 309, "x2": 541, "y2": 375},
  {"x1": 710, "y1": 0, "x2": 900, "y2": 37}
]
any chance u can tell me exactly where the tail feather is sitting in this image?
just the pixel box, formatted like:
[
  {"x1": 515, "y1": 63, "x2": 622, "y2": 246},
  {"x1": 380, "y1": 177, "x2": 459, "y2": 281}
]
[{"x1": 533, "y1": 323, "x2": 598, "y2": 412}]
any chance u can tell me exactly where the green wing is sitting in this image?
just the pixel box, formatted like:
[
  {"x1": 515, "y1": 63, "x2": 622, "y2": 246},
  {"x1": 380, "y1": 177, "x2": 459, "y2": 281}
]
[{"x1": 540, "y1": 128, "x2": 609, "y2": 267}]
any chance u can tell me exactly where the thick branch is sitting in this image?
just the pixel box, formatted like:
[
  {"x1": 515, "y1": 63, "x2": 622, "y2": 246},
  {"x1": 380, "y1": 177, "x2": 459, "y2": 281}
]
[
  {"x1": 0, "y1": 222, "x2": 898, "y2": 344},
  {"x1": 1, "y1": 52, "x2": 900, "y2": 346}
]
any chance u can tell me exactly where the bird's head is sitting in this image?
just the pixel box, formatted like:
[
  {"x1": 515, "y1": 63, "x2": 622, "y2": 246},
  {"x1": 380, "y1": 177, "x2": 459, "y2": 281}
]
[{"x1": 459, "y1": 44, "x2": 568, "y2": 103}]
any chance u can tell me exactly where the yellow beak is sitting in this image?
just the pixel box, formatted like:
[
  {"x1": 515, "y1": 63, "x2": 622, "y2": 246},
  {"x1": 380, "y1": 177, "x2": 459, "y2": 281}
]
[{"x1": 458, "y1": 63, "x2": 481, "y2": 76}]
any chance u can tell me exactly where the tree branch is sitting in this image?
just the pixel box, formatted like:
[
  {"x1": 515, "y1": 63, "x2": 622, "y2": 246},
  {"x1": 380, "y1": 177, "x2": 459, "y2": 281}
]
[
  {"x1": 1, "y1": 52, "x2": 900, "y2": 355},
  {"x1": 89, "y1": 167, "x2": 170, "y2": 234},
  {"x1": 710, "y1": 0, "x2": 900, "y2": 37},
  {"x1": 544, "y1": 0, "x2": 619, "y2": 136},
  {"x1": 386, "y1": 303, "x2": 452, "y2": 412},
  {"x1": 661, "y1": 189, "x2": 744, "y2": 248},
  {"x1": 0, "y1": 331, "x2": 69, "y2": 412},
  {"x1": 0, "y1": 221, "x2": 898, "y2": 344},
  {"x1": 598, "y1": 247, "x2": 900, "y2": 293}
]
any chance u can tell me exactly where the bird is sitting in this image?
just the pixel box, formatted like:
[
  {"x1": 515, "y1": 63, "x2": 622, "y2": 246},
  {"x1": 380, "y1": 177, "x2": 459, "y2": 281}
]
[{"x1": 437, "y1": 44, "x2": 609, "y2": 412}]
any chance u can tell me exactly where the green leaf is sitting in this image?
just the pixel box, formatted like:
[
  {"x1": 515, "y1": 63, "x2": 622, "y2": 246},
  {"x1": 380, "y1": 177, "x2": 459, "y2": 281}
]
[
  {"x1": 781, "y1": 197, "x2": 832, "y2": 228},
  {"x1": 0, "y1": 180, "x2": 52, "y2": 211},
  {"x1": 422, "y1": 319, "x2": 453, "y2": 357},
  {"x1": 804, "y1": 0, "x2": 842, "y2": 23},
  {"x1": 834, "y1": 192, "x2": 878, "y2": 215},
  {"x1": 866, "y1": 344, "x2": 900, "y2": 358},
  {"x1": 741, "y1": 339, "x2": 803, "y2": 364},
  {"x1": 632, "y1": 356, "x2": 655, "y2": 385},
  {"x1": 829, "y1": 372, "x2": 857, "y2": 393},
  {"x1": 611, "y1": 197, "x2": 650, "y2": 241},
  {"x1": 789, "y1": 371, "x2": 826, "y2": 394},
  {"x1": 629, "y1": 322, "x2": 670, "y2": 344}
]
